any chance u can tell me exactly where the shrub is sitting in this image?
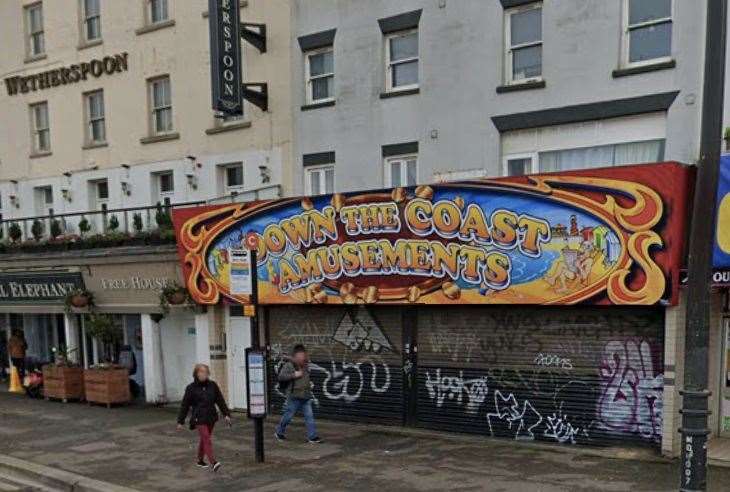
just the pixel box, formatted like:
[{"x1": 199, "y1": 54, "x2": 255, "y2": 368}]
[
  {"x1": 8, "y1": 223, "x2": 21, "y2": 243},
  {"x1": 132, "y1": 213, "x2": 144, "y2": 233},
  {"x1": 78, "y1": 217, "x2": 91, "y2": 236},
  {"x1": 155, "y1": 203, "x2": 173, "y2": 230},
  {"x1": 50, "y1": 219, "x2": 63, "y2": 239},
  {"x1": 108, "y1": 214, "x2": 120, "y2": 231},
  {"x1": 31, "y1": 219, "x2": 44, "y2": 241}
]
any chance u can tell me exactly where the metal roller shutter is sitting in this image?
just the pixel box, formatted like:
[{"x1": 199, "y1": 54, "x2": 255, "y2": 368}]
[
  {"x1": 268, "y1": 305, "x2": 404, "y2": 424},
  {"x1": 416, "y1": 307, "x2": 664, "y2": 447}
]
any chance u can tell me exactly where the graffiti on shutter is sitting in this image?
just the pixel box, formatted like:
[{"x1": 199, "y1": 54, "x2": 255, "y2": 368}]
[
  {"x1": 269, "y1": 306, "x2": 403, "y2": 423},
  {"x1": 417, "y1": 307, "x2": 664, "y2": 447}
]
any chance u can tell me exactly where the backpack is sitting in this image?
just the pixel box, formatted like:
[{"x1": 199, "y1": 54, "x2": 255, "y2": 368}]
[{"x1": 276, "y1": 363, "x2": 292, "y2": 393}]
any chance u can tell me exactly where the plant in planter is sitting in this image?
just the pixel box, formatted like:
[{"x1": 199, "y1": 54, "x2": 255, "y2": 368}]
[
  {"x1": 84, "y1": 314, "x2": 123, "y2": 363},
  {"x1": 108, "y1": 214, "x2": 120, "y2": 232},
  {"x1": 43, "y1": 345, "x2": 84, "y2": 402},
  {"x1": 64, "y1": 288, "x2": 95, "y2": 313},
  {"x1": 50, "y1": 218, "x2": 63, "y2": 239},
  {"x1": 132, "y1": 213, "x2": 144, "y2": 234},
  {"x1": 155, "y1": 203, "x2": 173, "y2": 230},
  {"x1": 159, "y1": 283, "x2": 192, "y2": 316},
  {"x1": 8, "y1": 222, "x2": 21, "y2": 243},
  {"x1": 78, "y1": 216, "x2": 91, "y2": 237},
  {"x1": 725, "y1": 127, "x2": 730, "y2": 151},
  {"x1": 31, "y1": 219, "x2": 44, "y2": 241}
]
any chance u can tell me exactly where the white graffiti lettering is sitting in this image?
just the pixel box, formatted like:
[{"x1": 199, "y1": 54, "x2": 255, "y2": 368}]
[
  {"x1": 310, "y1": 359, "x2": 391, "y2": 404},
  {"x1": 486, "y1": 390, "x2": 543, "y2": 440},
  {"x1": 424, "y1": 369, "x2": 489, "y2": 414},
  {"x1": 534, "y1": 353, "x2": 573, "y2": 370}
]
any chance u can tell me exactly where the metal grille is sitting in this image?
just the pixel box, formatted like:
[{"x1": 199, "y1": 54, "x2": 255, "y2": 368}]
[
  {"x1": 415, "y1": 306, "x2": 664, "y2": 447},
  {"x1": 268, "y1": 305, "x2": 404, "y2": 424}
]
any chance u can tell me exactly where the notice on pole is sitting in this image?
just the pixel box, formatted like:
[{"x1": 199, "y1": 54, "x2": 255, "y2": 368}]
[
  {"x1": 228, "y1": 248, "x2": 252, "y2": 295},
  {"x1": 246, "y1": 349, "x2": 267, "y2": 418}
]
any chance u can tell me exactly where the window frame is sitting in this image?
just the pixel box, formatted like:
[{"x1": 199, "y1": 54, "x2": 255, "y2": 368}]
[
  {"x1": 305, "y1": 46, "x2": 335, "y2": 104},
  {"x1": 621, "y1": 0, "x2": 673, "y2": 68},
  {"x1": 148, "y1": 76, "x2": 173, "y2": 136},
  {"x1": 25, "y1": 2, "x2": 45, "y2": 58},
  {"x1": 504, "y1": 2, "x2": 543, "y2": 85},
  {"x1": 384, "y1": 154, "x2": 418, "y2": 188},
  {"x1": 385, "y1": 28, "x2": 419, "y2": 93},
  {"x1": 305, "y1": 164, "x2": 335, "y2": 196},
  {"x1": 156, "y1": 171, "x2": 175, "y2": 196},
  {"x1": 30, "y1": 101, "x2": 50, "y2": 154},
  {"x1": 502, "y1": 153, "x2": 538, "y2": 177},
  {"x1": 222, "y1": 163, "x2": 245, "y2": 193},
  {"x1": 147, "y1": 0, "x2": 169, "y2": 25},
  {"x1": 81, "y1": 0, "x2": 102, "y2": 42},
  {"x1": 84, "y1": 89, "x2": 106, "y2": 145}
]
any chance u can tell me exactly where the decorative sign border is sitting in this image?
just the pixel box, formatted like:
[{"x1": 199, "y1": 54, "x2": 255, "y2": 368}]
[{"x1": 174, "y1": 163, "x2": 692, "y2": 307}]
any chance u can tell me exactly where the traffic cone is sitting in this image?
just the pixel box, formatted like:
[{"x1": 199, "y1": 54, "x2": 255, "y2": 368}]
[{"x1": 8, "y1": 366, "x2": 23, "y2": 393}]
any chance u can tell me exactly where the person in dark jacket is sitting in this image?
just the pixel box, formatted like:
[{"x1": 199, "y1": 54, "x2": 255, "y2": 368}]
[
  {"x1": 177, "y1": 364, "x2": 231, "y2": 471},
  {"x1": 274, "y1": 344, "x2": 321, "y2": 443}
]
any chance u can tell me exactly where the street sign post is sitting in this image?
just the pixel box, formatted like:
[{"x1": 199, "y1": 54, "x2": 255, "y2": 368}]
[
  {"x1": 246, "y1": 245, "x2": 264, "y2": 463},
  {"x1": 208, "y1": 0, "x2": 243, "y2": 116}
]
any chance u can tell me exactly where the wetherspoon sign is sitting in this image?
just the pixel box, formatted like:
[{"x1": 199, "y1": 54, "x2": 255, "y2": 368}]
[{"x1": 209, "y1": 0, "x2": 243, "y2": 115}]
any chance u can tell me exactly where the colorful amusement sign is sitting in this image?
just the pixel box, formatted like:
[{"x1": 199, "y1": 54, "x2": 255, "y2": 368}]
[{"x1": 173, "y1": 162, "x2": 692, "y2": 306}]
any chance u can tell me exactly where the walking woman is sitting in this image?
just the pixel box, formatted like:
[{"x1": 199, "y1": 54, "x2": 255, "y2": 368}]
[{"x1": 177, "y1": 364, "x2": 231, "y2": 471}]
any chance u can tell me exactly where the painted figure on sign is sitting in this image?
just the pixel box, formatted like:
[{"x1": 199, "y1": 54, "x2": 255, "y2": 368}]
[{"x1": 274, "y1": 344, "x2": 322, "y2": 444}]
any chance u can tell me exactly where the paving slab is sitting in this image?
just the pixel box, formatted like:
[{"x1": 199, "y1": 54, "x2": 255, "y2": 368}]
[{"x1": 2, "y1": 391, "x2": 730, "y2": 491}]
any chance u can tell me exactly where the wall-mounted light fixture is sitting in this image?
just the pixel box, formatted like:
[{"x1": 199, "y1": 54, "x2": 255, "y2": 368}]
[
  {"x1": 61, "y1": 187, "x2": 72, "y2": 202},
  {"x1": 185, "y1": 171, "x2": 198, "y2": 190},
  {"x1": 121, "y1": 181, "x2": 132, "y2": 196},
  {"x1": 9, "y1": 180, "x2": 19, "y2": 208},
  {"x1": 258, "y1": 165, "x2": 271, "y2": 184}
]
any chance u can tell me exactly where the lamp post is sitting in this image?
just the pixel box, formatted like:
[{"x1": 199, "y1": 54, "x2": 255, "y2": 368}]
[{"x1": 679, "y1": 0, "x2": 727, "y2": 490}]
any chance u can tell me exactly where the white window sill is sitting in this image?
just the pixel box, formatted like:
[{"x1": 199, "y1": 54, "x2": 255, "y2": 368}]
[{"x1": 135, "y1": 19, "x2": 176, "y2": 36}]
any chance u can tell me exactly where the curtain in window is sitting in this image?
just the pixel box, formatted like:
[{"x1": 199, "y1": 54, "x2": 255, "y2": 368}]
[{"x1": 539, "y1": 140, "x2": 664, "y2": 172}]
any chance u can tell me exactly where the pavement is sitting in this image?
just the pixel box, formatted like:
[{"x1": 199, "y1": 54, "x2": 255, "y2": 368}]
[{"x1": 2, "y1": 392, "x2": 730, "y2": 492}]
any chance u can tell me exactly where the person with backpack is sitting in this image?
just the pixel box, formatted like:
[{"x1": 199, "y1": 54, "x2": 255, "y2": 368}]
[
  {"x1": 274, "y1": 344, "x2": 322, "y2": 443},
  {"x1": 176, "y1": 364, "x2": 231, "y2": 471}
]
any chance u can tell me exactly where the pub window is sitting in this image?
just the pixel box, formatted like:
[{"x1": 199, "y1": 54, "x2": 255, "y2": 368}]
[
  {"x1": 222, "y1": 163, "x2": 244, "y2": 194},
  {"x1": 504, "y1": 3, "x2": 543, "y2": 84},
  {"x1": 148, "y1": 0, "x2": 168, "y2": 24},
  {"x1": 385, "y1": 29, "x2": 419, "y2": 92},
  {"x1": 25, "y1": 2, "x2": 45, "y2": 58},
  {"x1": 156, "y1": 171, "x2": 174, "y2": 196},
  {"x1": 148, "y1": 76, "x2": 173, "y2": 135},
  {"x1": 84, "y1": 90, "x2": 106, "y2": 144},
  {"x1": 305, "y1": 47, "x2": 334, "y2": 104},
  {"x1": 30, "y1": 101, "x2": 51, "y2": 154},
  {"x1": 82, "y1": 0, "x2": 102, "y2": 42}
]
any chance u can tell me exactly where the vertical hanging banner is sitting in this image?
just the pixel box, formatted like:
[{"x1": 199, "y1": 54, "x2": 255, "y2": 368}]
[
  {"x1": 209, "y1": 0, "x2": 243, "y2": 115},
  {"x1": 173, "y1": 162, "x2": 693, "y2": 307}
]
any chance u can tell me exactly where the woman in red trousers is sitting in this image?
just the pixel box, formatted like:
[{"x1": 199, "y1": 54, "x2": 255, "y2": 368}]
[{"x1": 177, "y1": 364, "x2": 231, "y2": 471}]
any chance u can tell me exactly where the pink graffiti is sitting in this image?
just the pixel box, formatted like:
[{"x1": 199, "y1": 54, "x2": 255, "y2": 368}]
[{"x1": 597, "y1": 340, "x2": 663, "y2": 441}]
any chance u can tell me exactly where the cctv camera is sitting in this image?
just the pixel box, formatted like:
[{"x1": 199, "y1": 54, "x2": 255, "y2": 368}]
[{"x1": 185, "y1": 171, "x2": 195, "y2": 178}]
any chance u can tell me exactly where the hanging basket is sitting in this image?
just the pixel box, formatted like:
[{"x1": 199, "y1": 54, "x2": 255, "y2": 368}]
[
  {"x1": 70, "y1": 294, "x2": 90, "y2": 308},
  {"x1": 167, "y1": 290, "x2": 187, "y2": 305}
]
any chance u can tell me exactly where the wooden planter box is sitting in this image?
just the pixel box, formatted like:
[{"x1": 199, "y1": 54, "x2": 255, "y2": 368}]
[
  {"x1": 43, "y1": 365, "x2": 85, "y2": 402},
  {"x1": 83, "y1": 368, "x2": 130, "y2": 407}
]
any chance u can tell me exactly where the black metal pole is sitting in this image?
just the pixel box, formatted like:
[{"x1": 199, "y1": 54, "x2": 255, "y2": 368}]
[
  {"x1": 680, "y1": 0, "x2": 727, "y2": 490},
  {"x1": 250, "y1": 249, "x2": 265, "y2": 463}
]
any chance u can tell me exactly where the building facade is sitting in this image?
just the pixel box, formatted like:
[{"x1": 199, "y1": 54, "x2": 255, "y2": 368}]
[
  {"x1": 0, "y1": 0, "x2": 292, "y2": 231},
  {"x1": 0, "y1": 0, "x2": 293, "y2": 404}
]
